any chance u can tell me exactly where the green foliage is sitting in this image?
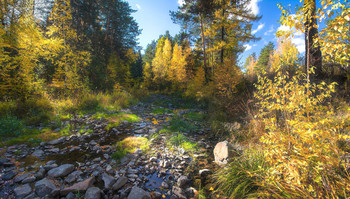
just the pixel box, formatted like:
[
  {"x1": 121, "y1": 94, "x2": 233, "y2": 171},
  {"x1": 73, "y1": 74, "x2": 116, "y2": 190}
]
[
  {"x1": 256, "y1": 42, "x2": 275, "y2": 73},
  {"x1": 0, "y1": 116, "x2": 24, "y2": 138},
  {"x1": 183, "y1": 112, "x2": 204, "y2": 121},
  {"x1": 214, "y1": 150, "x2": 268, "y2": 198},
  {"x1": 169, "y1": 133, "x2": 197, "y2": 152},
  {"x1": 169, "y1": 116, "x2": 198, "y2": 133}
]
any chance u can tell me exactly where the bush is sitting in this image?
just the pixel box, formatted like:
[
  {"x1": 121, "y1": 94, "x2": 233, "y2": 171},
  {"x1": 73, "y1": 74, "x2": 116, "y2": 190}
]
[
  {"x1": 77, "y1": 93, "x2": 100, "y2": 112},
  {"x1": 255, "y1": 70, "x2": 350, "y2": 197},
  {"x1": 15, "y1": 97, "x2": 54, "y2": 125},
  {"x1": 0, "y1": 116, "x2": 24, "y2": 138}
]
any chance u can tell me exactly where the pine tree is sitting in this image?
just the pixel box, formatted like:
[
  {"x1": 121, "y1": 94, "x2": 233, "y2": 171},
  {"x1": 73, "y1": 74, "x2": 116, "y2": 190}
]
[{"x1": 256, "y1": 42, "x2": 274, "y2": 73}]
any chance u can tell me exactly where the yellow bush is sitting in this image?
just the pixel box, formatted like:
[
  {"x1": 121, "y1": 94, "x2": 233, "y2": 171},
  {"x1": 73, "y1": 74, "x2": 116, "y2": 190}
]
[{"x1": 255, "y1": 70, "x2": 350, "y2": 197}]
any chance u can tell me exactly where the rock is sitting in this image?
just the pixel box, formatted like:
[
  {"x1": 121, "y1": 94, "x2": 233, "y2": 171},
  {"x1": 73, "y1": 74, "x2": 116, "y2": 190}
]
[
  {"x1": 14, "y1": 184, "x2": 32, "y2": 198},
  {"x1": 172, "y1": 186, "x2": 186, "y2": 199},
  {"x1": 34, "y1": 168, "x2": 46, "y2": 180},
  {"x1": 14, "y1": 173, "x2": 30, "y2": 183},
  {"x1": 127, "y1": 186, "x2": 151, "y2": 199},
  {"x1": 66, "y1": 192, "x2": 76, "y2": 199},
  {"x1": 35, "y1": 178, "x2": 57, "y2": 197},
  {"x1": 105, "y1": 165, "x2": 113, "y2": 175},
  {"x1": 213, "y1": 141, "x2": 231, "y2": 164},
  {"x1": 177, "y1": 176, "x2": 189, "y2": 188},
  {"x1": 89, "y1": 140, "x2": 98, "y2": 146},
  {"x1": 199, "y1": 169, "x2": 211, "y2": 177},
  {"x1": 47, "y1": 164, "x2": 74, "y2": 178},
  {"x1": 112, "y1": 176, "x2": 128, "y2": 191},
  {"x1": 2, "y1": 170, "x2": 18, "y2": 180},
  {"x1": 149, "y1": 157, "x2": 157, "y2": 162},
  {"x1": 21, "y1": 176, "x2": 36, "y2": 184},
  {"x1": 60, "y1": 177, "x2": 95, "y2": 196},
  {"x1": 48, "y1": 137, "x2": 65, "y2": 145},
  {"x1": 65, "y1": 170, "x2": 83, "y2": 184},
  {"x1": 161, "y1": 181, "x2": 169, "y2": 189},
  {"x1": 32, "y1": 150, "x2": 44, "y2": 157},
  {"x1": 0, "y1": 158, "x2": 10, "y2": 165},
  {"x1": 153, "y1": 192, "x2": 162, "y2": 199},
  {"x1": 85, "y1": 187, "x2": 101, "y2": 199},
  {"x1": 101, "y1": 173, "x2": 115, "y2": 189}
]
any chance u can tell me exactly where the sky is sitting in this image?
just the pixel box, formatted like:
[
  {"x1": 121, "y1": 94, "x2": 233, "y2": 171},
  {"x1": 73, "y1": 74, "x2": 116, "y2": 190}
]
[{"x1": 126, "y1": 0, "x2": 304, "y2": 66}]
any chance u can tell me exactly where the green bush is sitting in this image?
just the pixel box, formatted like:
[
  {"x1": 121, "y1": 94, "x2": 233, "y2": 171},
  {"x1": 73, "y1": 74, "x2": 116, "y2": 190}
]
[
  {"x1": 0, "y1": 116, "x2": 24, "y2": 138},
  {"x1": 77, "y1": 93, "x2": 100, "y2": 112}
]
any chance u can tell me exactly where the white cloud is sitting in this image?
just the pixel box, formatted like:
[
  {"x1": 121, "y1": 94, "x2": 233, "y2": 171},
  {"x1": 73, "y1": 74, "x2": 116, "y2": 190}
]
[
  {"x1": 244, "y1": 44, "x2": 252, "y2": 51},
  {"x1": 291, "y1": 37, "x2": 305, "y2": 53},
  {"x1": 136, "y1": 4, "x2": 141, "y2": 10},
  {"x1": 178, "y1": 0, "x2": 184, "y2": 6},
  {"x1": 247, "y1": 0, "x2": 261, "y2": 15},
  {"x1": 264, "y1": 25, "x2": 274, "y2": 36},
  {"x1": 252, "y1": 23, "x2": 264, "y2": 34}
]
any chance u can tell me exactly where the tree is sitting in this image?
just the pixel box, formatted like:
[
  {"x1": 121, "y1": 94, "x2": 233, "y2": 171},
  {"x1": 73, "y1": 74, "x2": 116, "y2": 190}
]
[
  {"x1": 152, "y1": 37, "x2": 172, "y2": 83},
  {"x1": 169, "y1": 43, "x2": 187, "y2": 85},
  {"x1": 171, "y1": 0, "x2": 215, "y2": 82},
  {"x1": 256, "y1": 42, "x2": 274, "y2": 73},
  {"x1": 277, "y1": 0, "x2": 348, "y2": 80},
  {"x1": 47, "y1": 0, "x2": 90, "y2": 95},
  {"x1": 269, "y1": 38, "x2": 299, "y2": 73}
]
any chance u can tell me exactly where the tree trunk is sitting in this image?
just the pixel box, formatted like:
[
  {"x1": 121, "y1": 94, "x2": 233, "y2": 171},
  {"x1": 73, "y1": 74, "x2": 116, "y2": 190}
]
[
  {"x1": 199, "y1": 14, "x2": 209, "y2": 82},
  {"x1": 304, "y1": 0, "x2": 322, "y2": 80},
  {"x1": 220, "y1": 8, "x2": 225, "y2": 64}
]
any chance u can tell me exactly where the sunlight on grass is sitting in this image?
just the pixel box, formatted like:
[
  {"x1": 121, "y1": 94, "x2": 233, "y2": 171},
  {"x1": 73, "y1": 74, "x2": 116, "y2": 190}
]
[{"x1": 112, "y1": 136, "x2": 149, "y2": 160}]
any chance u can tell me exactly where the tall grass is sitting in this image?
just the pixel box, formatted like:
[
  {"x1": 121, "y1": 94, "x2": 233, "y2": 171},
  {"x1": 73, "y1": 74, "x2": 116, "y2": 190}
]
[{"x1": 214, "y1": 150, "x2": 269, "y2": 199}]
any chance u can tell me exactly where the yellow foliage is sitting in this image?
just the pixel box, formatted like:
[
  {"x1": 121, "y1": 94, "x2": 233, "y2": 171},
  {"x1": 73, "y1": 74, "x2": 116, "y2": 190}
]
[
  {"x1": 169, "y1": 43, "x2": 187, "y2": 86},
  {"x1": 269, "y1": 38, "x2": 299, "y2": 73},
  {"x1": 255, "y1": 70, "x2": 350, "y2": 197},
  {"x1": 215, "y1": 59, "x2": 243, "y2": 98}
]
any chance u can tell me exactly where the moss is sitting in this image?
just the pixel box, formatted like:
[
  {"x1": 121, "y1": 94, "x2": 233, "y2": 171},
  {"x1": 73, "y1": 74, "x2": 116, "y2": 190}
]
[{"x1": 112, "y1": 136, "x2": 150, "y2": 160}]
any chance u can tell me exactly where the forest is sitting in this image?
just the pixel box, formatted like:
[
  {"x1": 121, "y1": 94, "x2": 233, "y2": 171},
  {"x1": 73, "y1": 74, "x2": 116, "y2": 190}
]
[{"x1": 0, "y1": 0, "x2": 349, "y2": 198}]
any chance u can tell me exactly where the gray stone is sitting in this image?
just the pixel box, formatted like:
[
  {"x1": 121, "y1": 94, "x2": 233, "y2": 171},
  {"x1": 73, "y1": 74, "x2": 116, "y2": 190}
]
[
  {"x1": 213, "y1": 141, "x2": 231, "y2": 164},
  {"x1": 177, "y1": 176, "x2": 189, "y2": 188},
  {"x1": 153, "y1": 192, "x2": 162, "y2": 199},
  {"x1": 32, "y1": 150, "x2": 44, "y2": 157},
  {"x1": 112, "y1": 176, "x2": 128, "y2": 191},
  {"x1": 65, "y1": 170, "x2": 83, "y2": 184},
  {"x1": 2, "y1": 170, "x2": 17, "y2": 180},
  {"x1": 48, "y1": 137, "x2": 65, "y2": 145},
  {"x1": 127, "y1": 186, "x2": 151, "y2": 199},
  {"x1": 14, "y1": 184, "x2": 32, "y2": 198},
  {"x1": 34, "y1": 168, "x2": 45, "y2": 180},
  {"x1": 47, "y1": 164, "x2": 74, "y2": 178},
  {"x1": 101, "y1": 173, "x2": 115, "y2": 190},
  {"x1": 161, "y1": 181, "x2": 169, "y2": 189},
  {"x1": 14, "y1": 173, "x2": 30, "y2": 183},
  {"x1": 60, "y1": 177, "x2": 95, "y2": 196},
  {"x1": 66, "y1": 192, "x2": 76, "y2": 199},
  {"x1": 172, "y1": 186, "x2": 186, "y2": 199},
  {"x1": 199, "y1": 169, "x2": 211, "y2": 177},
  {"x1": 35, "y1": 178, "x2": 56, "y2": 197},
  {"x1": 85, "y1": 187, "x2": 101, "y2": 199},
  {"x1": 21, "y1": 176, "x2": 36, "y2": 184}
]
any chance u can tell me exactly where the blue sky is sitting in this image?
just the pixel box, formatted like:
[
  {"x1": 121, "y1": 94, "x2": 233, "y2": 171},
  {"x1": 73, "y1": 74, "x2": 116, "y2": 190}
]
[{"x1": 126, "y1": 0, "x2": 304, "y2": 66}]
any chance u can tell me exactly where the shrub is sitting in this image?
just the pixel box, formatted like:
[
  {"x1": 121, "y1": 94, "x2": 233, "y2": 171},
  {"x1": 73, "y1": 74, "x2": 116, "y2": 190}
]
[
  {"x1": 255, "y1": 70, "x2": 350, "y2": 197},
  {"x1": 77, "y1": 93, "x2": 100, "y2": 112},
  {"x1": 15, "y1": 97, "x2": 54, "y2": 125},
  {"x1": 0, "y1": 116, "x2": 24, "y2": 138}
]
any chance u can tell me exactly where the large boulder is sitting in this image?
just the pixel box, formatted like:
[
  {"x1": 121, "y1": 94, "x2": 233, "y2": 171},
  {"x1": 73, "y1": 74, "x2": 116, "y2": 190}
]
[
  {"x1": 60, "y1": 177, "x2": 95, "y2": 196},
  {"x1": 213, "y1": 141, "x2": 231, "y2": 164},
  {"x1": 47, "y1": 164, "x2": 75, "y2": 178},
  {"x1": 127, "y1": 186, "x2": 151, "y2": 199},
  {"x1": 35, "y1": 178, "x2": 57, "y2": 197}
]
